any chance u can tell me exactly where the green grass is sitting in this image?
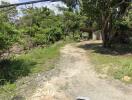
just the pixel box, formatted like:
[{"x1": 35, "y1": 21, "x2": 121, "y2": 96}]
[
  {"x1": 86, "y1": 43, "x2": 132, "y2": 83},
  {"x1": 0, "y1": 41, "x2": 68, "y2": 98},
  {"x1": 0, "y1": 83, "x2": 16, "y2": 99},
  {"x1": 18, "y1": 41, "x2": 64, "y2": 73}
]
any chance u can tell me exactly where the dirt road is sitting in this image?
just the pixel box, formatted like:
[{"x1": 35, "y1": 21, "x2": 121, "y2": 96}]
[{"x1": 29, "y1": 41, "x2": 132, "y2": 100}]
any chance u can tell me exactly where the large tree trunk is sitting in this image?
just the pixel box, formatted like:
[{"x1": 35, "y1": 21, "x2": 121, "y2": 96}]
[
  {"x1": 101, "y1": 14, "x2": 113, "y2": 48},
  {"x1": 101, "y1": 30, "x2": 111, "y2": 48}
]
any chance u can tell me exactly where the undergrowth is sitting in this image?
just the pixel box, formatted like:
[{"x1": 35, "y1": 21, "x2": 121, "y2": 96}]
[
  {"x1": 84, "y1": 42, "x2": 132, "y2": 83},
  {"x1": 0, "y1": 40, "x2": 69, "y2": 98}
]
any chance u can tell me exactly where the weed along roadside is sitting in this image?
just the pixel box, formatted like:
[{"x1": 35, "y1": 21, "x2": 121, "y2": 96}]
[
  {"x1": 0, "y1": 41, "x2": 67, "y2": 99},
  {"x1": 81, "y1": 41, "x2": 132, "y2": 83}
]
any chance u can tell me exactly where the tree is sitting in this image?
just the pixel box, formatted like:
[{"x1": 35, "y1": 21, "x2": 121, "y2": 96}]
[
  {"x1": 19, "y1": 7, "x2": 63, "y2": 46},
  {"x1": 81, "y1": 0, "x2": 131, "y2": 47},
  {"x1": 63, "y1": 10, "x2": 87, "y2": 39},
  {"x1": 0, "y1": 2, "x2": 19, "y2": 56}
]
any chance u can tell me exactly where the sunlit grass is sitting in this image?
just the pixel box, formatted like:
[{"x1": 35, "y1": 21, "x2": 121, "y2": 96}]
[
  {"x1": 0, "y1": 41, "x2": 68, "y2": 99},
  {"x1": 87, "y1": 43, "x2": 132, "y2": 83},
  {"x1": 17, "y1": 41, "x2": 64, "y2": 73}
]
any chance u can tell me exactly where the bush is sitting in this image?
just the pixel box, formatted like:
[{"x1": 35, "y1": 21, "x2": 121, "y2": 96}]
[
  {"x1": 0, "y1": 58, "x2": 36, "y2": 85},
  {"x1": 0, "y1": 23, "x2": 20, "y2": 54}
]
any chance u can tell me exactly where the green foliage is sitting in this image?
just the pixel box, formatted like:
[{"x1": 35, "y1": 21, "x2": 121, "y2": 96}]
[
  {"x1": 114, "y1": 63, "x2": 132, "y2": 80},
  {"x1": 19, "y1": 7, "x2": 63, "y2": 46},
  {"x1": 64, "y1": 11, "x2": 79, "y2": 30},
  {"x1": 88, "y1": 43, "x2": 132, "y2": 83},
  {"x1": 0, "y1": 5, "x2": 81, "y2": 88},
  {"x1": 63, "y1": 11, "x2": 87, "y2": 38},
  {"x1": 0, "y1": 41, "x2": 65, "y2": 86},
  {"x1": 0, "y1": 59, "x2": 33, "y2": 85},
  {"x1": 0, "y1": 83, "x2": 16, "y2": 98},
  {"x1": 0, "y1": 2, "x2": 20, "y2": 55},
  {"x1": 121, "y1": 8, "x2": 132, "y2": 28},
  {"x1": 0, "y1": 20, "x2": 19, "y2": 53},
  {"x1": 18, "y1": 7, "x2": 85, "y2": 45},
  {"x1": 82, "y1": 0, "x2": 131, "y2": 21},
  {"x1": 81, "y1": 0, "x2": 132, "y2": 47},
  {"x1": 0, "y1": 41, "x2": 67, "y2": 99}
]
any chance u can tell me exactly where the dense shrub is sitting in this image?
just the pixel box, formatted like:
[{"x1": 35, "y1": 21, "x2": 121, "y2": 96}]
[
  {"x1": 0, "y1": 59, "x2": 36, "y2": 85},
  {"x1": 18, "y1": 7, "x2": 64, "y2": 46}
]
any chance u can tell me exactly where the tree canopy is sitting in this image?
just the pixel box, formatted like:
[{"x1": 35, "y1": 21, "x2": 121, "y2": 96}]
[{"x1": 81, "y1": 0, "x2": 132, "y2": 47}]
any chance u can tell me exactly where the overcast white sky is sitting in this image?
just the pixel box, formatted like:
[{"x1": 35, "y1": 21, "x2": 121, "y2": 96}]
[{"x1": 0, "y1": 0, "x2": 67, "y2": 14}]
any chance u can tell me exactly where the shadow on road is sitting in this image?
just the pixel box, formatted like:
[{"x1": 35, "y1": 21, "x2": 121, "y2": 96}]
[{"x1": 78, "y1": 41, "x2": 132, "y2": 56}]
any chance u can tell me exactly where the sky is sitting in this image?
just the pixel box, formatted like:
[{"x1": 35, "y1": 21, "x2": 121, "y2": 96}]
[
  {"x1": 0, "y1": 0, "x2": 19, "y2": 4},
  {"x1": 0, "y1": 0, "x2": 67, "y2": 14}
]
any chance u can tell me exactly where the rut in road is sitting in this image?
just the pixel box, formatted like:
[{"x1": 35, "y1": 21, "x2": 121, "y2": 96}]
[{"x1": 29, "y1": 41, "x2": 132, "y2": 100}]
